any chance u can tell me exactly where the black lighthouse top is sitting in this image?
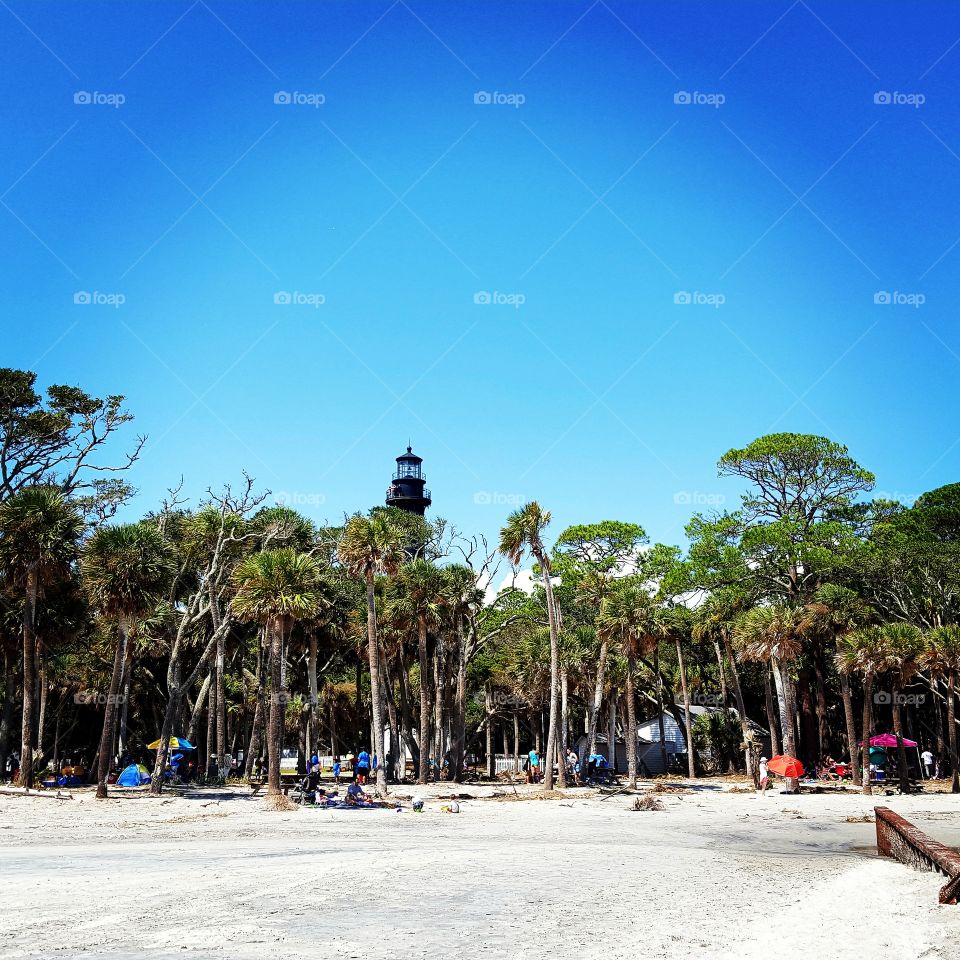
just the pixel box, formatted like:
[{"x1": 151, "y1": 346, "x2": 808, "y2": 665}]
[{"x1": 385, "y1": 446, "x2": 432, "y2": 516}]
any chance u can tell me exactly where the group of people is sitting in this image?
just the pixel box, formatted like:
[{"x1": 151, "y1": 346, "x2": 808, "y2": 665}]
[{"x1": 522, "y1": 747, "x2": 613, "y2": 785}]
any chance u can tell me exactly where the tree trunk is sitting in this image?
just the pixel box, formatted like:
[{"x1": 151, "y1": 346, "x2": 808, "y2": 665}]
[
  {"x1": 95, "y1": 621, "x2": 129, "y2": 799},
  {"x1": 417, "y1": 614, "x2": 431, "y2": 784},
  {"x1": 19, "y1": 567, "x2": 39, "y2": 788},
  {"x1": 586, "y1": 633, "x2": 609, "y2": 759},
  {"x1": 307, "y1": 629, "x2": 320, "y2": 763},
  {"x1": 266, "y1": 617, "x2": 284, "y2": 795},
  {"x1": 948, "y1": 671, "x2": 959, "y2": 794},
  {"x1": 513, "y1": 711, "x2": 520, "y2": 772},
  {"x1": 764, "y1": 669, "x2": 780, "y2": 756},
  {"x1": 675, "y1": 634, "x2": 695, "y2": 778},
  {"x1": 364, "y1": 574, "x2": 388, "y2": 797},
  {"x1": 654, "y1": 648, "x2": 668, "y2": 773},
  {"x1": 721, "y1": 633, "x2": 755, "y2": 782},
  {"x1": 0, "y1": 648, "x2": 14, "y2": 779},
  {"x1": 537, "y1": 550, "x2": 562, "y2": 790},
  {"x1": 861, "y1": 674, "x2": 874, "y2": 796},
  {"x1": 451, "y1": 654, "x2": 468, "y2": 782},
  {"x1": 625, "y1": 651, "x2": 638, "y2": 789},
  {"x1": 839, "y1": 671, "x2": 861, "y2": 786},
  {"x1": 713, "y1": 639, "x2": 728, "y2": 705},
  {"x1": 774, "y1": 657, "x2": 799, "y2": 791},
  {"x1": 484, "y1": 685, "x2": 494, "y2": 778},
  {"x1": 892, "y1": 683, "x2": 910, "y2": 794},
  {"x1": 560, "y1": 666, "x2": 569, "y2": 760},
  {"x1": 608, "y1": 696, "x2": 617, "y2": 772}
]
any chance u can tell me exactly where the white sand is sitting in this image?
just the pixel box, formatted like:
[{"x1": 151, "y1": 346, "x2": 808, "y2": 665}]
[{"x1": 0, "y1": 780, "x2": 958, "y2": 960}]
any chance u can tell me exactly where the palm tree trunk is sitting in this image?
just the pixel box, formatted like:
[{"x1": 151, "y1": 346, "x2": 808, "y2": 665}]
[
  {"x1": 625, "y1": 652, "x2": 638, "y2": 789},
  {"x1": 948, "y1": 670, "x2": 959, "y2": 794},
  {"x1": 560, "y1": 666, "x2": 569, "y2": 759},
  {"x1": 654, "y1": 648, "x2": 668, "y2": 773},
  {"x1": 364, "y1": 573, "x2": 388, "y2": 797},
  {"x1": 19, "y1": 567, "x2": 38, "y2": 788},
  {"x1": 417, "y1": 614, "x2": 431, "y2": 784},
  {"x1": 893, "y1": 683, "x2": 910, "y2": 793},
  {"x1": 96, "y1": 621, "x2": 129, "y2": 799},
  {"x1": 0, "y1": 648, "x2": 14, "y2": 779},
  {"x1": 484, "y1": 685, "x2": 494, "y2": 778},
  {"x1": 266, "y1": 617, "x2": 284, "y2": 795},
  {"x1": 675, "y1": 634, "x2": 695, "y2": 778},
  {"x1": 839, "y1": 671, "x2": 861, "y2": 785},
  {"x1": 721, "y1": 633, "x2": 754, "y2": 782},
  {"x1": 775, "y1": 657, "x2": 800, "y2": 791},
  {"x1": 861, "y1": 674, "x2": 874, "y2": 796},
  {"x1": 713, "y1": 639, "x2": 728, "y2": 705},
  {"x1": 764, "y1": 669, "x2": 780, "y2": 756},
  {"x1": 307, "y1": 629, "x2": 319, "y2": 764},
  {"x1": 586, "y1": 634, "x2": 609, "y2": 758},
  {"x1": 608, "y1": 696, "x2": 617, "y2": 772},
  {"x1": 537, "y1": 550, "x2": 562, "y2": 790},
  {"x1": 513, "y1": 711, "x2": 520, "y2": 772}
]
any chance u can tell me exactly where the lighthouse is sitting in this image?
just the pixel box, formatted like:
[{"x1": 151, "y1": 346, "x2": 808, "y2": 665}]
[{"x1": 385, "y1": 446, "x2": 432, "y2": 516}]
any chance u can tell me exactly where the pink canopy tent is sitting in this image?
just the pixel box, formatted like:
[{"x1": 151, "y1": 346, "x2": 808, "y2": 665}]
[{"x1": 870, "y1": 733, "x2": 917, "y2": 748}]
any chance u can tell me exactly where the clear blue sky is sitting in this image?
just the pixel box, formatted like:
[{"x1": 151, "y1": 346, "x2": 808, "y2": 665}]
[{"x1": 4, "y1": 1, "x2": 959, "y2": 551}]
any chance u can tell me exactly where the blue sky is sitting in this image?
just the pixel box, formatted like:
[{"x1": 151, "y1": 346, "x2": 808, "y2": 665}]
[{"x1": 4, "y1": 1, "x2": 960, "y2": 552}]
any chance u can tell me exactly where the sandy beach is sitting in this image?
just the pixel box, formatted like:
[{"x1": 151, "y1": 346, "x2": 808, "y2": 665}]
[{"x1": 1, "y1": 780, "x2": 957, "y2": 960}]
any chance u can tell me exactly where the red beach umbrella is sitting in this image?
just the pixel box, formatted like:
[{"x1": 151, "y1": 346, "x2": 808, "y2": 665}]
[{"x1": 766, "y1": 755, "x2": 805, "y2": 778}]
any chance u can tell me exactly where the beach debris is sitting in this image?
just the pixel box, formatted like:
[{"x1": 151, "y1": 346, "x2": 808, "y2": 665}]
[
  {"x1": 632, "y1": 796, "x2": 664, "y2": 811},
  {"x1": 781, "y1": 808, "x2": 805, "y2": 818},
  {"x1": 263, "y1": 793, "x2": 298, "y2": 812},
  {"x1": 845, "y1": 814, "x2": 874, "y2": 823}
]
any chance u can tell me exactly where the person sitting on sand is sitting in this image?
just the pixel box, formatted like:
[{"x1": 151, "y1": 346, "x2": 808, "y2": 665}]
[{"x1": 345, "y1": 782, "x2": 373, "y2": 806}]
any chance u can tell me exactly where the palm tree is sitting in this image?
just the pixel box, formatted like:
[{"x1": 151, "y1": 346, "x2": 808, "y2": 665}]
[
  {"x1": 662, "y1": 605, "x2": 696, "y2": 778},
  {"x1": 499, "y1": 502, "x2": 564, "y2": 789},
  {"x1": 692, "y1": 591, "x2": 755, "y2": 781},
  {"x1": 392, "y1": 559, "x2": 446, "y2": 783},
  {"x1": 0, "y1": 486, "x2": 82, "y2": 788},
  {"x1": 882, "y1": 622, "x2": 924, "y2": 794},
  {"x1": 598, "y1": 580, "x2": 651, "y2": 789},
  {"x1": 575, "y1": 569, "x2": 613, "y2": 761},
  {"x1": 923, "y1": 625, "x2": 960, "y2": 793},
  {"x1": 81, "y1": 523, "x2": 172, "y2": 798},
  {"x1": 734, "y1": 605, "x2": 803, "y2": 790},
  {"x1": 231, "y1": 548, "x2": 326, "y2": 796},
  {"x1": 337, "y1": 513, "x2": 405, "y2": 797},
  {"x1": 800, "y1": 584, "x2": 874, "y2": 785}
]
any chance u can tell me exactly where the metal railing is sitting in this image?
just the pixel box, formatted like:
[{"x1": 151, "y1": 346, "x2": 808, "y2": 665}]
[
  {"x1": 386, "y1": 486, "x2": 431, "y2": 501},
  {"x1": 875, "y1": 806, "x2": 960, "y2": 904}
]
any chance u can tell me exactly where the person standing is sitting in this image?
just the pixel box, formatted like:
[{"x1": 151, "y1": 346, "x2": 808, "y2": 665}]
[
  {"x1": 355, "y1": 749, "x2": 371, "y2": 784},
  {"x1": 333, "y1": 757, "x2": 341, "y2": 785},
  {"x1": 527, "y1": 748, "x2": 540, "y2": 785},
  {"x1": 758, "y1": 756, "x2": 769, "y2": 796},
  {"x1": 921, "y1": 748, "x2": 935, "y2": 779}
]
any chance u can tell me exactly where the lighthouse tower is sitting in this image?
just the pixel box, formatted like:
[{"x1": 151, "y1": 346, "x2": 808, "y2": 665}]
[{"x1": 385, "y1": 446, "x2": 432, "y2": 516}]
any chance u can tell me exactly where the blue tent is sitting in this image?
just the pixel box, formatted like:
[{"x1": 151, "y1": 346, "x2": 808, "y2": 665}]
[{"x1": 116, "y1": 763, "x2": 151, "y2": 787}]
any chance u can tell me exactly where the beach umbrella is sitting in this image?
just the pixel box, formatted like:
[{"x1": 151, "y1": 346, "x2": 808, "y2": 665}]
[
  {"x1": 147, "y1": 737, "x2": 195, "y2": 750},
  {"x1": 868, "y1": 733, "x2": 917, "y2": 748},
  {"x1": 766, "y1": 755, "x2": 805, "y2": 778}
]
